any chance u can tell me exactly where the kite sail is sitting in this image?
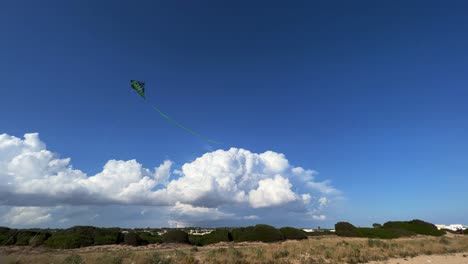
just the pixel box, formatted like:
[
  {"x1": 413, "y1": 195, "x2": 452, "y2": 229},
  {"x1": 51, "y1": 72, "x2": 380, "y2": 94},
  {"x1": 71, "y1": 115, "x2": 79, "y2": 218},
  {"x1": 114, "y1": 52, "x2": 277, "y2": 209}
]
[
  {"x1": 130, "y1": 80, "x2": 221, "y2": 144},
  {"x1": 130, "y1": 80, "x2": 145, "y2": 99}
]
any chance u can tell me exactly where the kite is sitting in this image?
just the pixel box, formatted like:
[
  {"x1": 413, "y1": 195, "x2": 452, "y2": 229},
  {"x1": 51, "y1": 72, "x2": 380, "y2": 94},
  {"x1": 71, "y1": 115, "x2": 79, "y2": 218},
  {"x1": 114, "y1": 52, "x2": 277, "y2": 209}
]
[{"x1": 130, "y1": 80, "x2": 221, "y2": 144}]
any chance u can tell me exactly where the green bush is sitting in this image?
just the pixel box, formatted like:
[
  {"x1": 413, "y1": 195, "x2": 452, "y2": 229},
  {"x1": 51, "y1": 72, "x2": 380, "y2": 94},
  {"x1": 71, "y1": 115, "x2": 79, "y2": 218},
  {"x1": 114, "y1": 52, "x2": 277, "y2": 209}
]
[
  {"x1": 336, "y1": 219, "x2": 444, "y2": 239},
  {"x1": 45, "y1": 234, "x2": 93, "y2": 249},
  {"x1": 51, "y1": 226, "x2": 122, "y2": 246},
  {"x1": 383, "y1": 220, "x2": 444, "y2": 236},
  {"x1": 357, "y1": 227, "x2": 409, "y2": 239},
  {"x1": 162, "y1": 230, "x2": 189, "y2": 244},
  {"x1": 231, "y1": 224, "x2": 284, "y2": 243},
  {"x1": 189, "y1": 229, "x2": 231, "y2": 246},
  {"x1": 0, "y1": 228, "x2": 17, "y2": 245},
  {"x1": 279, "y1": 227, "x2": 307, "y2": 240},
  {"x1": 94, "y1": 228, "x2": 122, "y2": 245},
  {"x1": 138, "y1": 233, "x2": 162, "y2": 244},
  {"x1": 15, "y1": 231, "x2": 38, "y2": 246},
  {"x1": 124, "y1": 232, "x2": 143, "y2": 246},
  {"x1": 464, "y1": 228, "x2": 468, "y2": 235},
  {"x1": 335, "y1": 222, "x2": 360, "y2": 237},
  {"x1": 29, "y1": 233, "x2": 50, "y2": 247}
]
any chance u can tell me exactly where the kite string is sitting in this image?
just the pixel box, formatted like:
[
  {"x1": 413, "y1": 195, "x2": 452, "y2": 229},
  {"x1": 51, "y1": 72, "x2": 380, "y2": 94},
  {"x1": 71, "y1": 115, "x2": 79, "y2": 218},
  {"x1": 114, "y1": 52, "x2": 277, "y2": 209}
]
[{"x1": 143, "y1": 98, "x2": 221, "y2": 144}]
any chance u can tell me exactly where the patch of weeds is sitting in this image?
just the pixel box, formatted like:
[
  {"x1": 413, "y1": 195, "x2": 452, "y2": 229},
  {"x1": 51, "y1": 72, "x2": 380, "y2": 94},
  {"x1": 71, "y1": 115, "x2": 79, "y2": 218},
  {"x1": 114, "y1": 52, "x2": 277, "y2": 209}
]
[
  {"x1": 439, "y1": 237, "x2": 450, "y2": 245},
  {"x1": 62, "y1": 254, "x2": 83, "y2": 264},
  {"x1": 255, "y1": 247, "x2": 265, "y2": 259},
  {"x1": 273, "y1": 249, "x2": 289, "y2": 259},
  {"x1": 97, "y1": 253, "x2": 123, "y2": 264},
  {"x1": 147, "y1": 252, "x2": 173, "y2": 264},
  {"x1": 227, "y1": 246, "x2": 243, "y2": 259},
  {"x1": 336, "y1": 240, "x2": 349, "y2": 247}
]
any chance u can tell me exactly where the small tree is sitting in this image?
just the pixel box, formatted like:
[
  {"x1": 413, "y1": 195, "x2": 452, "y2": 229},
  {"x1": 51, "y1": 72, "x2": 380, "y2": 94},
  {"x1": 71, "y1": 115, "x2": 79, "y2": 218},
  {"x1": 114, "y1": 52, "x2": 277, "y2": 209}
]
[
  {"x1": 162, "y1": 230, "x2": 189, "y2": 244},
  {"x1": 124, "y1": 232, "x2": 142, "y2": 246},
  {"x1": 372, "y1": 223, "x2": 382, "y2": 228}
]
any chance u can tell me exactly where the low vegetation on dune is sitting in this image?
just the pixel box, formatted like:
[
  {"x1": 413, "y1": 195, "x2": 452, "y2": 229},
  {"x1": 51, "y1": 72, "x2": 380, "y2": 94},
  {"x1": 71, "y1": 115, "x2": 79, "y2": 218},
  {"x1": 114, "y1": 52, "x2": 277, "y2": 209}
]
[
  {"x1": 0, "y1": 219, "x2": 461, "y2": 259},
  {"x1": 2, "y1": 234, "x2": 468, "y2": 264},
  {"x1": 231, "y1": 224, "x2": 285, "y2": 243},
  {"x1": 279, "y1": 227, "x2": 308, "y2": 240},
  {"x1": 189, "y1": 229, "x2": 231, "y2": 246},
  {"x1": 335, "y1": 219, "x2": 445, "y2": 239}
]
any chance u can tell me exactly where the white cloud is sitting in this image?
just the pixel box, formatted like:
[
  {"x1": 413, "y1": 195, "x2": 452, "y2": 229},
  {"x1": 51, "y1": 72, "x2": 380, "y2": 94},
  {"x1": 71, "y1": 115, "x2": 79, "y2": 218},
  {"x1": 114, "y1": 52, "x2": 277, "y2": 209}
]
[
  {"x1": 312, "y1": 215, "x2": 327, "y2": 221},
  {"x1": 248, "y1": 175, "x2": 297, "y2": 208},
  {"x1": 0, "y1": 133, "x2": 342, "y2": 227},
  {"x1": 318, "y1": 197, "x2": 329, "y2": 208},
  {"x1": 243, "y1": 215, "x2": 259, "y2": 220},
  {"x1": 170, "y1": 202, "x2": 234, "y2": 221},
  {"x1": 3, "y1": 207, "x2": 52, "y2": 225},
  {"x1": 154, "y1": 160, "x2": 172, "y2": 185}
]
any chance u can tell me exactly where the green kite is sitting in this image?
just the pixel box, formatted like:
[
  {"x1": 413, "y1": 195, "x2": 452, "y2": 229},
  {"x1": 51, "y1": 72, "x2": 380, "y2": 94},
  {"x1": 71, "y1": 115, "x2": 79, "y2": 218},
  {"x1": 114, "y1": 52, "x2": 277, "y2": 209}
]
[
  {"x1": 130, "y1": 80, "x2": 146, "y2": 99},
  {"x1": 130, "y1": 80, "x2": 221, "y2": 144}
]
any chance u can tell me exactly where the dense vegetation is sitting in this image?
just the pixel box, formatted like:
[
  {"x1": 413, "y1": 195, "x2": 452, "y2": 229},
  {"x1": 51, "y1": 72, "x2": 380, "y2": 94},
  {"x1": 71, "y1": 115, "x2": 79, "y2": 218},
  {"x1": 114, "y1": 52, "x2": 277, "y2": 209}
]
[
  {"x1": 0, "y1": 219, "x2": 456, "y2": 249},
  {"x1": 189, "y1": 229, "x2": 231, "y2": 246},
  {"x1": 279, "y1": 227, "x2": 308, "y2": 240},
  {"x1": 335, "y1": 219, "x2": 445, "y2": 239},
  {"x1": 0, "y1": 227, "x2": 51, "y2": 246},
  {"x1": 162, "y1": 229, "x2": 189, "y2": 244},
  {"x1": 231, "y1": 224, "x2": 284, "y2": 242}
]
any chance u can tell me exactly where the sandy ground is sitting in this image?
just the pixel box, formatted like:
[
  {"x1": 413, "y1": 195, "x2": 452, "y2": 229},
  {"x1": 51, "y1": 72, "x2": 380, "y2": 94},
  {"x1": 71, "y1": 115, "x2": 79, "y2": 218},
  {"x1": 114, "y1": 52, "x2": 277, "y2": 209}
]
[{"x1": 368, "y1": 252, "x2": 468, "y2": 264}]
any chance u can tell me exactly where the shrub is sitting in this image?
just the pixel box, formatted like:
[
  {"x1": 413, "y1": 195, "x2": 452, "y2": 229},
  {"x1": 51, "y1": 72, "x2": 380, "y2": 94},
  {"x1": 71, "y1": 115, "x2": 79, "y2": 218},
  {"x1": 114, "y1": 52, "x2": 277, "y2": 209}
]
[
  {"x1": 139, "y1": 233, "x2": 162, "y2": 244},
  {"x1": 336, "y1": 219, "x2": 443, "y2": 239},
  {"x1": 94, "y1": 228, "x2": 122, "y2": 245},
  {"x1": 30, "y1": 233, "x2": 50, "y2": 247},
  {"x1": 189, "y1": 229, "x2": 231, "y2": 246},
  {"x1": 335, "y1": 222, "x2": 360, "y2": 237},
  {"x1": 15, "y1": 231, "x2": 38, "y2": 246},
  {"x1": 279, "y1": 227, "x2": 307, "y2": 240},
  {"x1": 383, "y1": 220, "x2": 444, "y2": 236},
  {"x1": 373, "y1": 223, "x2": 382, "y2": 228},
  {"x1": 162, "y1": 230, "x2": 189, "y2": 244},
  {"x1": 464, "y1": 228, "x2": 468, "y2": 235},
  {"x1": 231, "y1": 224, "x2": 284, "y2": 243},
  {"x1": 124, "y1": 232, "x2": 143, "y2": 246},
  {"x1": 45, "y1": 234, "x2": 93, "y2": 249},
  {"x1": 0, "y1": 228, "x2": 17, "y2": 245}
]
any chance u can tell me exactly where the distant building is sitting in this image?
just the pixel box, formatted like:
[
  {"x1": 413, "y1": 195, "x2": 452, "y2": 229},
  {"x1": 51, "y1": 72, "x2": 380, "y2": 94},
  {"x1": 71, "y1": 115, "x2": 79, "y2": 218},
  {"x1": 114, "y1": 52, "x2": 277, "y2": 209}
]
[
  {"x1": 302, "y1": 228, "x2": 335, "y2": 233},
  {"x1": 435, "y1": 224, "x2": 464, "y2": 232},
  {"x1": 188, "y1": 229, "x2": 213, "y2": 236}
]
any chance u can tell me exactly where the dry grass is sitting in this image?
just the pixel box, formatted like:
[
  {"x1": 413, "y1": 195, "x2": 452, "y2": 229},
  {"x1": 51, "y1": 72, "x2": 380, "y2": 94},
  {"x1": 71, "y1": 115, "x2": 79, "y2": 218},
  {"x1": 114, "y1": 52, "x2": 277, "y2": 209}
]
[{"x1": 1, "y1": 234, "x2": 468, "y2": 264}]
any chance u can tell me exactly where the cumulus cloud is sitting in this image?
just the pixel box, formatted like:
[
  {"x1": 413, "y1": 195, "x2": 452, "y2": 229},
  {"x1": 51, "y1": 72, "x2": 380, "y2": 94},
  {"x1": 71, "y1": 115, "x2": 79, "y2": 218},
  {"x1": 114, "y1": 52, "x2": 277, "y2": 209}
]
[
  {"x1": 0, "y1": 133, "x2": 341, "y2": 227},
  {"x1": 249, "y1": 175, "x2": 297, "y2": 208},
  {"x1": 3, "y1": 207, "x2": 52, "y2": 225}
]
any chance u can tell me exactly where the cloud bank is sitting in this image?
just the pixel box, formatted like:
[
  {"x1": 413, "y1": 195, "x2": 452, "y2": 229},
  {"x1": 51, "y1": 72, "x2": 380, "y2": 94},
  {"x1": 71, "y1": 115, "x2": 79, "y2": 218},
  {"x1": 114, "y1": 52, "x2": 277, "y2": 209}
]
[{"x1": 0, "y1": 133, "x2": 341, "y2": 227}]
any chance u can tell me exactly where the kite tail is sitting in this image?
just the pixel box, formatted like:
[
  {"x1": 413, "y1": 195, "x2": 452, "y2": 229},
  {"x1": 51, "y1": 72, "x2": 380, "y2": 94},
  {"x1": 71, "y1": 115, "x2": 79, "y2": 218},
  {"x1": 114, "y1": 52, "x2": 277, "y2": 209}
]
[{"x1": 143, "y1": 99, "x2": 222, "y2": 144}]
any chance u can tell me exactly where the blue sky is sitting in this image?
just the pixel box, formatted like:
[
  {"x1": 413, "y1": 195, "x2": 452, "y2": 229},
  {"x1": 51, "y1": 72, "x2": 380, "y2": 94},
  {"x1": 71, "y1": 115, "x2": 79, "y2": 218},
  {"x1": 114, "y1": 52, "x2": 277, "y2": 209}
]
[{"x1": 1, "y1": 0, "x2": 467, "y2": 228}]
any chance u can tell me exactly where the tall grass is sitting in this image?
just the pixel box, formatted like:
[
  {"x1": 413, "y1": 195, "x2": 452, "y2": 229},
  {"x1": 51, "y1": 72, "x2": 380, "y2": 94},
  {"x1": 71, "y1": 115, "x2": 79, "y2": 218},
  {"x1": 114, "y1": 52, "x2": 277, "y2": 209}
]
[{"x1": 2, "y1": 235, "x2": 468, "y2": 263}]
